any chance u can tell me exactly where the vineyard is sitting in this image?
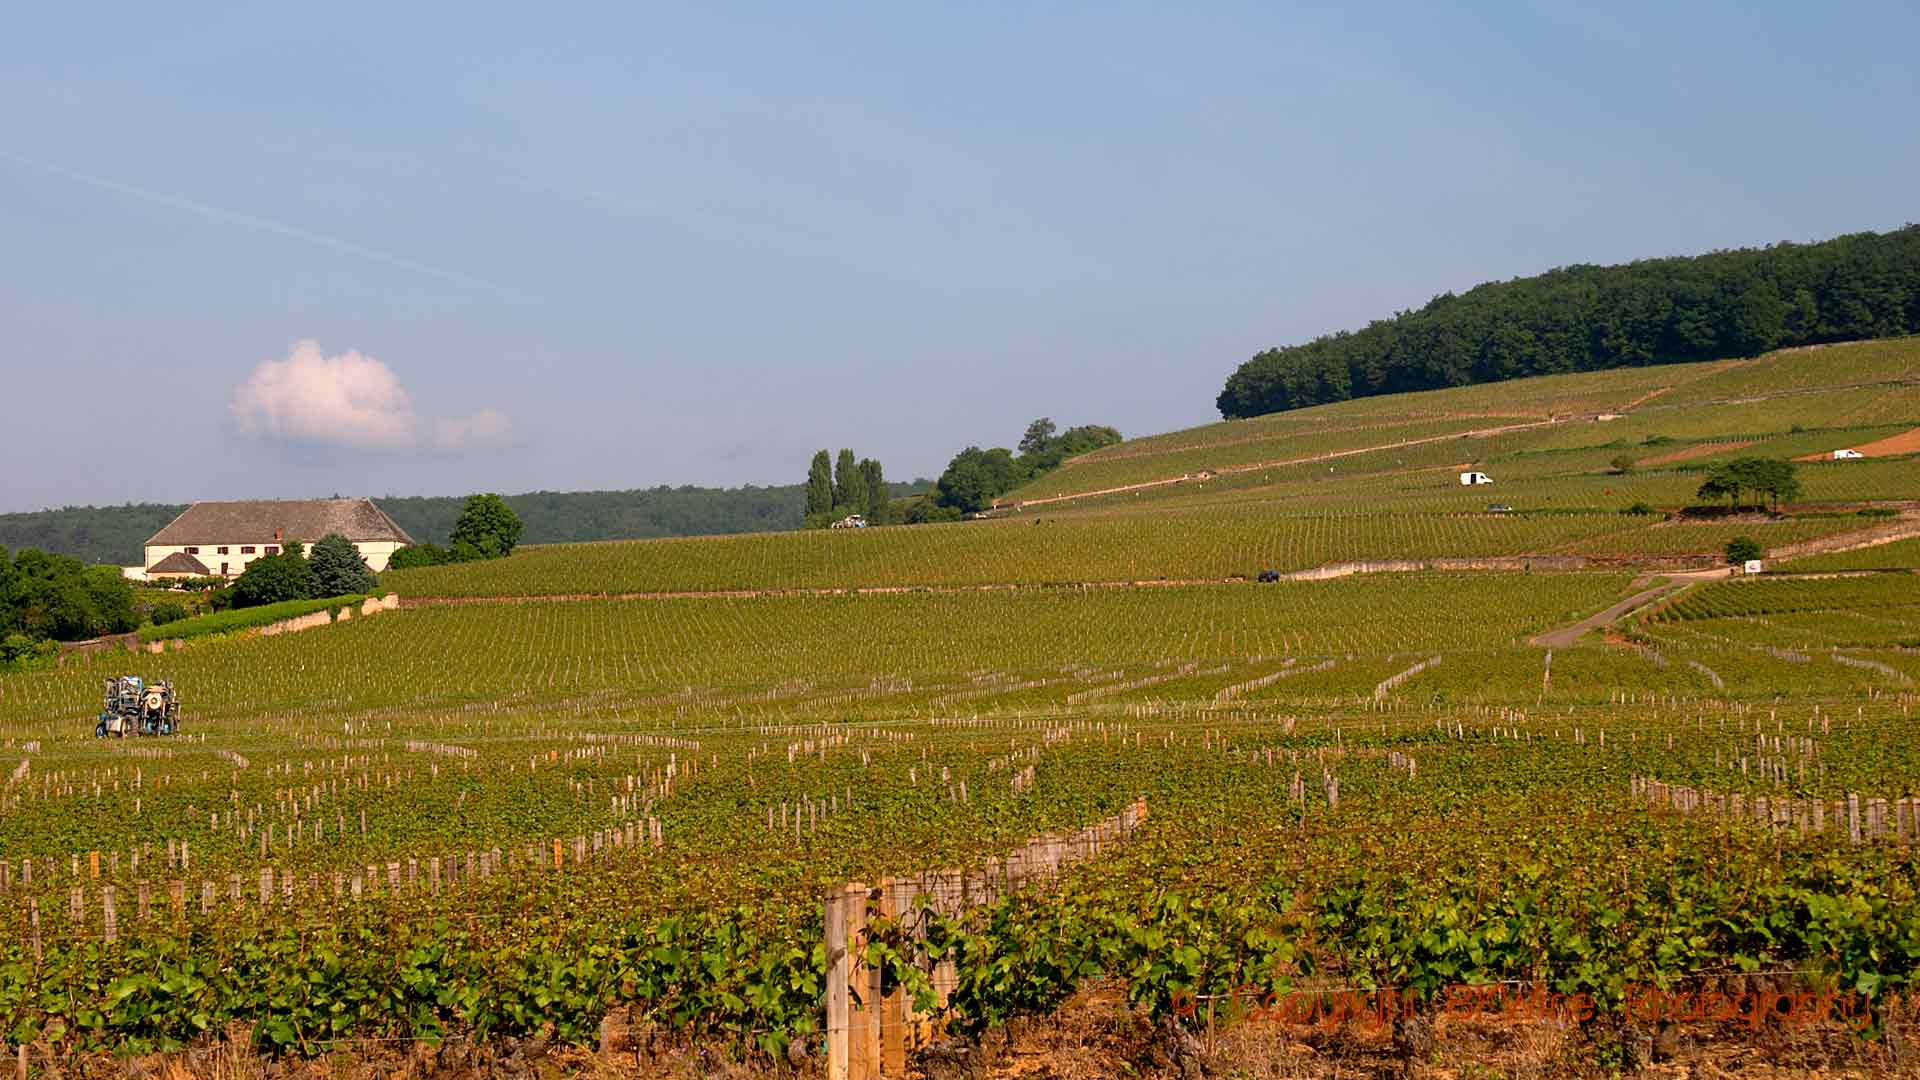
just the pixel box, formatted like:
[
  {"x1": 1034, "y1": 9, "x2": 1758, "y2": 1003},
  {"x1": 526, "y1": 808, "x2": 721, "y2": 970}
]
[
  {"x1": 1781, "y1": 537, "x2": 1920, "y2": 573},
  {"x1": 4, "y1": 344, "x2": 1920, "y2": 1076},
  {"x1": 3, "y1": 556, "x2": 1920, "y2": 1075},
  {"x1": 384, "y1": 509, "x2": 1889, "y2": 599},
  {"x1": 996, "y1": 336, "x2": 1920, "y2": 519}
]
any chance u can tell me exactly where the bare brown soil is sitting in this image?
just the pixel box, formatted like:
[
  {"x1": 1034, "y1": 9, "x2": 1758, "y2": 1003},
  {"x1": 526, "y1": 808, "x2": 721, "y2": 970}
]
[
  {"x1": 1621, "y1": 385, "x2": 1676, "y2": 410},
  {"x1": 1846, "y1": 427, "x2": 1920, "y2": 458},
  {"x1": 54, "y1": 984, "x2": 1920, "y2": 1077}
]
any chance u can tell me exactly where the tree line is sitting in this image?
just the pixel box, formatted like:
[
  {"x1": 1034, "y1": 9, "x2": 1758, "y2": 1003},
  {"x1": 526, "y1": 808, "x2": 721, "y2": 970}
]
[
  {"x1": 386, "y1": 494, "x2": 525, "y2": 568},
  {"x1": 925, "y1": 419, "x2": 1123, "y2": 516},
  {"x1": 1217, "y1": 224, "x2": 1920, "y2": 419},
  {"x1": 804, "y1": 451, "x2": 893, "y2": 527},
  {"x1": 799, "y1": 419, "x2": 1121, "y2": 527},
  {"x1": 0, "y1": 485, "x2": 841, "y2": 567},
  {"x1": 0, "y1": 548, "x2": 138, "y2": 660},
  {"x1": 1696, "y1": 457, "x2": 1800, "y2": 513}
]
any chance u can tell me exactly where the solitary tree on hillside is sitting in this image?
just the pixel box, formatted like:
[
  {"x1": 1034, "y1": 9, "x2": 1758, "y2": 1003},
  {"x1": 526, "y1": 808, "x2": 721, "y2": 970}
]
[
  {"x1": 1019, "y1": 418, "x2": 1058, "y2": 456},
  {"x1": 806, "y1": 451, "x2": 833, "y2": 519},
  {"x1": 309, "y1": 532, "x2": 379, "y2": 597},
  {"x1": 449, "y1": 494, "x2": 523, "y2": 560},
  {"x1": 1698, "y1": 457, "x2": 1800, "y2": 513},
  {"x1": 1747, "y1": 458, "x2": 1801, "y2": 511},
  {"x1": 1725, "y1": 536, "x2": 1763, "y2": 565},
  {"x1": 833, "y1": 449, "x2": 859, "y2": 513},
  {"x1": 1697, "y1": 472, "x2": 1739, "y2": 510}
]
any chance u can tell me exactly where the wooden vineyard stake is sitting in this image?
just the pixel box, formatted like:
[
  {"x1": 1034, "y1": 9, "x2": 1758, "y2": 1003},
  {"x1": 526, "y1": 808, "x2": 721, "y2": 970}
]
[
  {"x1": 848, "y1": 885, "x2": 877, "y2": 1080},
  {"x1": 884, "y1": 877, "x2": 919, "y2": 1059},
  {"x1": 824, "y1": 883, "x2": 855, "y2": 1080},
  {"x1": 822, "y1": 798, "x2": 1147, "y2": 1076}
]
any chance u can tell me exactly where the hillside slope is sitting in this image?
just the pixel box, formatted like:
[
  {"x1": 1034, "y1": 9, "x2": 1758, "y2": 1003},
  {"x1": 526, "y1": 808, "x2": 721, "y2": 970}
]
[
  {"x1": 1002, "y1": 337, "x2": 1920, "y2": 513},
  {"x1": 390, "y1": 337, "x2": 1920, "y2": 599},
  {"x1": 1218, "y1": 224, "x2": 1920, "y2": 418}
]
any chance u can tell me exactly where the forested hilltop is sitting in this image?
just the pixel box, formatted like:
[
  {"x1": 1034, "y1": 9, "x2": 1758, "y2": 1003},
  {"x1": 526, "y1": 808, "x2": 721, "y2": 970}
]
[
  {"x1": 1217, "y1": 224, "x2": 1920, "y2": 419},
  {"x1": 0, "y1": 483, "x2": 923, "y2": 566}
]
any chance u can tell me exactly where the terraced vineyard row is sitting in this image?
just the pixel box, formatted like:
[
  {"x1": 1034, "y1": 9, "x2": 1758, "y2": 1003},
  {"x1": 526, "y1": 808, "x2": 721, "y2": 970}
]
[
  {"x1": 1654, "y1": 576, "x2": 1920, "y2": 623},
  {"x1": 384, "y1": 509, "x2": 1890, "y2": 598},
  {"x1": 3, "y1": 569, "x2": 1918, "y2": 1064},
  {"x1": 1781, "y1": 536, "x2": 1920, "y2": 572}
]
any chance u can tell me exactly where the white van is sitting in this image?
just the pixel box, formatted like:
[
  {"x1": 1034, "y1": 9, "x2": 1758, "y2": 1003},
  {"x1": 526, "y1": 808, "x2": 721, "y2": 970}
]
[
  {"x1": 1459, "y1": 471, "x2": 1493, "y2": 486},
  {"x1": 1832, "y1": 449, "x2": 1864, "y2": 460}
]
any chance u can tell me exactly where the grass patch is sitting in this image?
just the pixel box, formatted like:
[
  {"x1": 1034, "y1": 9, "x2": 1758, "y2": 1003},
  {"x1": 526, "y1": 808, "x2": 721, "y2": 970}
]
[{"x1": 137, "y1": 595, "x2": 368, "y2": 643}]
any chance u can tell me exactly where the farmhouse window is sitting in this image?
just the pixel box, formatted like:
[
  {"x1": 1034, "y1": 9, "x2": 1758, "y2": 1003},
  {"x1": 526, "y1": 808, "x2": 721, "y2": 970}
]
[
  {"x1": 265, "y1": 546, "x2": 279, "y2": 556},
  {"x1": 221, "y1": 563, "x2": 229, "y2": 575},
  {"x1": 241, "y1": 546, "x2": 255, "y2": 554},
  {"x1": 217, "y1": 546, "x2": 229, "y2": 554},
  {"x1": 186, "y1": 546, "x2": 199, "y2": 554}
]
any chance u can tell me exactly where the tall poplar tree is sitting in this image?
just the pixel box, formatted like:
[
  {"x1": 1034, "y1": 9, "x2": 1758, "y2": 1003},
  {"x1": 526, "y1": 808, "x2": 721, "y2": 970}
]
[
  {"x1": 805, "y1": 451, "x2": 833, "y2": 519},
  {"x1": 859, "y1": 458, "x2": 887, "y2": 524},
  {"x1": 833, "y1": 449, "x2": 858, "y2": 512}
]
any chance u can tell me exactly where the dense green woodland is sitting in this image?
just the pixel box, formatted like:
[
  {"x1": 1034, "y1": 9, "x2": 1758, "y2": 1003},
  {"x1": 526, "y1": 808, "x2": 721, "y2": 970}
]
[
  {"x1": 0, "y1": 483, "x2": 924, "y2": 567},
  {"x1": 1218, "y1": 224, "x2": 1920, "y2": 419},
  {"x1": 0, "y1": 547, "x2": 137, "y2": 657}
]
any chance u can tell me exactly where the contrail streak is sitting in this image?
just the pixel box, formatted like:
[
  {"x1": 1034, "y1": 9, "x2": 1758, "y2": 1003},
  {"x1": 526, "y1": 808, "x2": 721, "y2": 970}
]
[{"x1": 0, "y1": 151, "x2": 527, "y2": 300}]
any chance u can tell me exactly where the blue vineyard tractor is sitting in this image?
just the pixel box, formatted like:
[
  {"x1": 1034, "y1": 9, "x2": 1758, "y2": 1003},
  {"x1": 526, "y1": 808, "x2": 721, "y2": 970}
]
[{"x1": 95, "y1": 676, "x2": 180, "y2": 737}]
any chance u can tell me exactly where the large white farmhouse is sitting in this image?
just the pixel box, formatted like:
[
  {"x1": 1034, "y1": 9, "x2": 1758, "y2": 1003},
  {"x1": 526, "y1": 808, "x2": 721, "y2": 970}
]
[{"x1": 136, "y1": 498, "x2": 413, "y2": 581}]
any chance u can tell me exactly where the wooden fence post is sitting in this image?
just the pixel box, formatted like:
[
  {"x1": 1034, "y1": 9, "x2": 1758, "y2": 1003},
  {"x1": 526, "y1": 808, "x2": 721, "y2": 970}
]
[
  {"x1": 848, "y1": 884, "x2": 877, "y2": 1079},
  {"x1": 825, "y1": 884, "x2": 855, "y2": 1080},
  {"x1": 884, "y1": 877, "x2": 915, "y2": 1063}
]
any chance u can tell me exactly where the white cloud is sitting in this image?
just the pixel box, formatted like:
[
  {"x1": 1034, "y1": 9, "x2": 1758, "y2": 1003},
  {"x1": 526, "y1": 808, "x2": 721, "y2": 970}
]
[{"x1": 230, "y1": 341, "x2": 511, "y2": 452}]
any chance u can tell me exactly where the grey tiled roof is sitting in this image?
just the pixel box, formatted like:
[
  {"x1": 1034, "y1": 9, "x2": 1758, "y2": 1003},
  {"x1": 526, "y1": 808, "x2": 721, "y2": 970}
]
[
  {"x1": 146, "y1": 499, "x2": 413, "y2": 547},
  {"x1": 147, "y1": 551, "x2": 211, "y2": 575}
]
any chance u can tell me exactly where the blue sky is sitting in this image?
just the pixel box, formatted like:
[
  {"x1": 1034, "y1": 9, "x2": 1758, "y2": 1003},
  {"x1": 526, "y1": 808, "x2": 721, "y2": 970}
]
[{"x1": 2, "y1": 1, "x2": 1914, "y2": 512}]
